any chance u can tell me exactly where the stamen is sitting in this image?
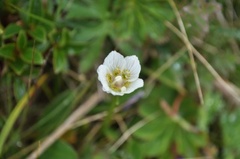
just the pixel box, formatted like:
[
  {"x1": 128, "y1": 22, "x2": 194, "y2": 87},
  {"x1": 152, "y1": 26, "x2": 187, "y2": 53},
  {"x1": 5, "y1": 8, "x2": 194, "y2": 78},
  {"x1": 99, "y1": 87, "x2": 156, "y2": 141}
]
[
  {"x1": 112, "y1": 75, "x2": 123, "y2": 88},
  {"x1": 107, "y1": 70, "x2": 131, "y2": 92},
  {"x1": 114, "y1": 76, "x2": 123, "y2": 82},
  {"x1": 122, "y1": 69, "x2": 130, "y2": 80}
]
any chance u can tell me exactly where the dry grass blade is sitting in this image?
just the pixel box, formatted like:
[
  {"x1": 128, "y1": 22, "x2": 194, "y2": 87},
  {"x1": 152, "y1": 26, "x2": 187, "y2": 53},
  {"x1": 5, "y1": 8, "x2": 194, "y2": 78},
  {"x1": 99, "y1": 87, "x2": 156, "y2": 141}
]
[
  {"x1": 165, "y1": 21, "x2": 240, "y2": 105},
  {"x1": 168, "y1": 0, "x2": 204, "y2": 104},
  {"x1": 27, "y1": 92, "x2": 103, "y2": 159},
  {"x1": 109, "y1": 113, "x2": 158, "y2": 153}
]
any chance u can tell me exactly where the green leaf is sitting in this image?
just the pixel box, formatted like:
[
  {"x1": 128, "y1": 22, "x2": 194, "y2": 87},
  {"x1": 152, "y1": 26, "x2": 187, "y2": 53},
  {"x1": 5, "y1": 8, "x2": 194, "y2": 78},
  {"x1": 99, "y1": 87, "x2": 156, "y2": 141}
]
[
  {"x1": 134, "y1": 116, "x2": 166, "y2": 141},
  {"x1": 175, "y1": 129, "x2": 196, "y2": 157},
  {"x1": 138, "y1": 86, "x2": 175, "y2": 117},
  {"x1": 198, "y1": 92, "x2": 223, "y2": 131},
  {"x1": 29, "y1": 26, "x2": 46, "y2": 42},
  {"x1": 59, "y1": 28, "x2": 69, "y2": 47},
  {"x1": 144, "y1": 125, "x2": 174, "y2": 157},
  {"x1": 53, "y1": 48, "x2": 68, "y2": 73},
  {"x1": 17, "y1": 30, "x2": 27, "y2": 51},
  {"x1": 8, "y1": 59, "x2": 26, "y2": 75},
  {"x1": 66, "y1": 1, "x2": 106, "y2": 20},
  {"x1": 126, "y1": 140, "x2": 145, "y2": 159},
  {"x1": 20, "y1": 48, "x2": 44, "y2": 65},
  {"x1": 13, "y1": 78, "x2": 27, "y2": 101},
  {"x1": 216, "y1": 27, "x2": 240, "y2": 41},
  {"x1": 221, "y1": 109, "x2": 240, "y2": 158},
  {"x1": 211, "y1": 51, "x2": 238, "y2": 77},
  {"x1": 0, "y1": 44, "x2": 15, "y2": 60},
  {"x1": 74, "y1": 20, "x2": 111, "y2": 42},
  {"x1": 27, "y1": 90, "x2": 76, "y2": 137},
  {"x1": 3, "y1": 24, "x2": 21, "y2": 39},
  {"x1": 79, "y1": 39, "x2": 102, "y2": 73},
  {"x1": 39, "y1": 140, "x2": 78, "y2": 159},
  {"x1": 114, "y1": 1, "x2": 172, "y2": 42}
]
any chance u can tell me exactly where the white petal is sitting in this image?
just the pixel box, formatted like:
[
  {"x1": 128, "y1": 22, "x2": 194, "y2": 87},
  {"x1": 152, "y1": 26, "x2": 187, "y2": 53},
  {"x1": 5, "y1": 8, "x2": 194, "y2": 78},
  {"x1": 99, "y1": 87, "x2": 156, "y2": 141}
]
[
  {"x1": 124, "y1": 79, "x2": 144, "y2": 94},
  {"x1": 97, "y1": 65, "x2": 111, "y2": 93},
  {"x1": 103, "y1": 51, "x2": 126, "y2": 71},
  {"x1": 109, "y1": 90, "x2": 125, "y2": 96},
  {"x1": 125, "y1": 55, "x2": 141, "y2": 81}
]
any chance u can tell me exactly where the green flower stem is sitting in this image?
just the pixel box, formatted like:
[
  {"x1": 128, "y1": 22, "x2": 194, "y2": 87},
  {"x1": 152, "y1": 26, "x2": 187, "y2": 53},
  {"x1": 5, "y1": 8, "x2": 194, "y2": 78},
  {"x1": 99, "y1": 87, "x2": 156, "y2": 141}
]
[
  {"x1": 0, "y1": 74, "x2": 48, "y2": 156},
  {"x1": 103, "y1": 96, "x2": 119, "y2": 132}
]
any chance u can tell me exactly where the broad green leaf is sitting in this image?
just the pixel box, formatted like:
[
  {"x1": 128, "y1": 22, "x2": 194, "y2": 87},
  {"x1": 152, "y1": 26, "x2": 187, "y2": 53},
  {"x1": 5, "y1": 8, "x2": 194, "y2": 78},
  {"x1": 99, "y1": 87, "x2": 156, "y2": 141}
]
[
  {"x1": 20, "y1": 48, "x2": 44, "y2": 65},
  {"x1": 17, "y1": 30, "x2": 27, "y2": 51},
  {"x1": 144, "y1": 125, "x2": 175, "y2": 157},
  {"x1": 157, "y1": 126, "x2": 176, "y2": 155},
  {"x1": 3, "y1": 24, "x2": 21, "y2": 39},
  {"x1": 74, "y1": 20, "x2": 111, "y2": 42},
  {"x1": 8, "y1": 59, "x2": 26, "y2": 75},
  {"x1": 39, "y1": 140, "x2": 78, "y2": 159},
  {"x1": 29, "y1": 0, "x2": 44, "y2": 17},
  {"x1": 126, "y1": 140, "x2": 145, "y2": 159},
  {"x1": 13, "y1": 78, "x2": 27, "y2": 101},
  {"x1": 113, "y1": 1, "x2": 172, "y2": 42},
  {"x1": 175, "y1": 129, "x2": 196, "y2": 157},
  {"x1": 53, "y1": 48, "x2": 68, "y2": 73},
  {"x1": 134, "y1": 116, "x2": 165, "y2": 141},
  {"x1": 0, "y1": 44, "x2": 15, "y2": 60},
  {"x1": 187, "y1": 131, "x2": 206, "y2": 148},
  {"x1": 29, "y1": 26, "x2": 46, "y2": 42}
]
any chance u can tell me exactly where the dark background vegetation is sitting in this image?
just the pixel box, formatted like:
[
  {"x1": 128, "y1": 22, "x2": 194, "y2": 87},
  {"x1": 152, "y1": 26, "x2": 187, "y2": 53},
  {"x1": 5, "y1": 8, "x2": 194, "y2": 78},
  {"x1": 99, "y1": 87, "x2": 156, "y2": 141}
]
[{"x1": 0, "y1": 0, "x2": 240, "y2": 158}]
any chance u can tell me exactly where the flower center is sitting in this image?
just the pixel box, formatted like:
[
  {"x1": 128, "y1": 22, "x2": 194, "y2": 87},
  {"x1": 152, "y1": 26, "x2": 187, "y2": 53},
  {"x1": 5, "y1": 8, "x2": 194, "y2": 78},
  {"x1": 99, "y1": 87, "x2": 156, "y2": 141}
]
[{"x1": 106, "y1": 68, "x2": 131, "y2": 92}]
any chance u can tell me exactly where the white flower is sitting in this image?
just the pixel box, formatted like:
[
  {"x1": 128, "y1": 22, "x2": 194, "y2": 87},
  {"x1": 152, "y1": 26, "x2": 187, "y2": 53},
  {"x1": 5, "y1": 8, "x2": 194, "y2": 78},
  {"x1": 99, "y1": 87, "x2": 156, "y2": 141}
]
[{"x1": 97, "y1": 51, "x2": 144, "y2": 96}]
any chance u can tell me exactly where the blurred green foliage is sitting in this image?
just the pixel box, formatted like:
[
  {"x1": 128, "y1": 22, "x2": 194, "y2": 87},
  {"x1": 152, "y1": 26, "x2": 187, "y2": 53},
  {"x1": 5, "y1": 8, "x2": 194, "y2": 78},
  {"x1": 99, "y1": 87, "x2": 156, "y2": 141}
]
[{"x1": 0, "y1": 0, "x2": 240, "y2": 159}]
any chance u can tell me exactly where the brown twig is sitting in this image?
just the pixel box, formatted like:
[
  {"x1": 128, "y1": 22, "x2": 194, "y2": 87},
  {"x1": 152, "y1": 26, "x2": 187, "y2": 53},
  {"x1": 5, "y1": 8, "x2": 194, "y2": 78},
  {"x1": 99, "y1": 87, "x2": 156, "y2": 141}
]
[
  {"x1": 27, "y1": 92, "x2": 103, "y2": 159},
  {"x1": 165, "y1": 21, "x2": 240, "y2": 106},
  {"x1": 160, "y1": 99, "x2": 199, "y2": 133},
  {"x1": 172, "y1": 94, "x2": 184, "y2": 115},
  {"x1": 168, "y1": 0, "x2": 204, "y2": 105},
  {"x1": 109, "y1": 112, "x2": 159, "y2": 153}
]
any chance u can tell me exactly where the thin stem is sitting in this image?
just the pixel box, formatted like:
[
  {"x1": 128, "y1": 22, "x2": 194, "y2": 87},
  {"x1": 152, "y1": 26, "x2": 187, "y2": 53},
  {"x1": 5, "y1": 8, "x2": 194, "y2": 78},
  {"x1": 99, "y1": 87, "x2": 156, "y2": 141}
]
[
  {"x1": 0, "y1": 74, "x2": 48, "y2": 156},
  {"x1": 27, "y1": 92, "x2": 103, "y2": 159},
  {"x1": 168, "y1": 0, "x2": 204, "y2": 105},
  {"x1": 165, "y1": 21, "x2": 240, "y2": 104},
  {"x1": 110, "y1": 112, "x2": 159, "y2": 153},
  {"x1": 8, "y1": 140, "x2": 40, "y2": 159},
  {"x1": 71, "y1": 91, "x2": 144, "y2": 129},
  {"x1": 103, "y1": 96, "x2": 119, "y2": 132},
  {"x1": 18, "y1": 40, "x2": 36, "y2": 141}
]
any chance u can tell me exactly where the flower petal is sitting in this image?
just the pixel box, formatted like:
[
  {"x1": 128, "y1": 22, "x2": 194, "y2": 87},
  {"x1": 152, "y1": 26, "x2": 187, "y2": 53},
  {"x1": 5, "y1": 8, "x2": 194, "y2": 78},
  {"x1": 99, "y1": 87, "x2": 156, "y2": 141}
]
[
  {"x1": 97, "y1": 65, "x2": 111, "y2": 93},
  {"x1": 103, "y1": 51, "x2": 126, "y2": 71},
  {"x1": 109, "y1": 90, "x2": 125, "y2": 96},
  {"x1": 124, "y1": 78, "x2": 144, "y2": 94},
  {"x1": 125, "y1": 55, "x2": 141, "y2": 81}
]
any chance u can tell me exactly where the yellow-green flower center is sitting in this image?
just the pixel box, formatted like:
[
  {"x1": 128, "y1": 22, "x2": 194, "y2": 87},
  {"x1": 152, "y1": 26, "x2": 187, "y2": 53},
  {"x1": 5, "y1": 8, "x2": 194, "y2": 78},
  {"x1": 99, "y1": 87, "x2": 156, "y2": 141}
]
[{"x1": 106, "y1": 67, "x2": 131, "y2": 92}]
